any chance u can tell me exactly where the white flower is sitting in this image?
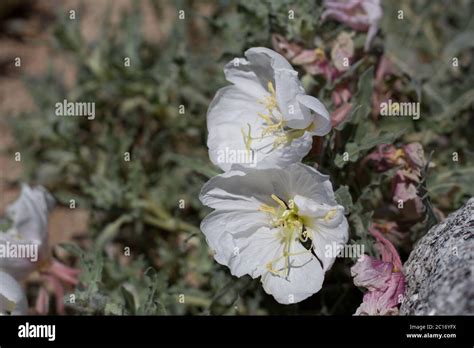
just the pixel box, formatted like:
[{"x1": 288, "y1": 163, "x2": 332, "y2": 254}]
[
  {"x1": 0, "y1": 185, "x2": 55, "y2": 280},
  {"x1": 0, "y1": 270, "x2": 28, "y2": 315},
  {"x1": 207, "y1": 47, "x2": 331, "y2": 171},
  {"x1": 199, "y1": 163, "x2": 348, "y2": 304}
]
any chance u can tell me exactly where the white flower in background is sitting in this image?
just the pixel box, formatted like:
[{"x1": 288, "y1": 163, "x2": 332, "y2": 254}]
[
  {"x1": 0, "y1": 185, "x2": 55, "y2": 280},
  {"x1": 0, "y1": 270, "x2": 28, "y2": 315},
  {"x1": 207, "y1": 47, "x2": 331, "y2": 171},
  {"x1": 199, "y1": 163, "x2": 348, "y2": 304}
]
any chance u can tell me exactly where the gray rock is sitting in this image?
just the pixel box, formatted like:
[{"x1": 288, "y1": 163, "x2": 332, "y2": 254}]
[{"x1": 400, "y1": 198, "x2": 474, "y2": 315}]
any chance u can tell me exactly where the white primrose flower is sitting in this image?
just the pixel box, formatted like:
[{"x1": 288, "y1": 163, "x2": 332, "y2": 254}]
[
  {"x1": 0, "y1": 185, "x2": 55, "y2": 280},
  {"x1": 207, "y1": 47, "x2": 331, "y2": 171},
  {"x1": 199, "y1": 163, "x2": 348, "y2": 304},
  {"x1": 0, "y1": 270, "x2": 28, "y2": 315}
]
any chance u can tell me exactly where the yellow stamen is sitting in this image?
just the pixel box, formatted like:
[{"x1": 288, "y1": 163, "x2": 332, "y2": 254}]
[
  {"x1": 259, "y1": 203, "x2": 276, "y2": 215},
  {"x1": 271, "y1": 194, "x2": 287, "y2": 209},
  {"x1": 241, "y1": 123, "x2": 253, "y2": 153},
  {"x1": 323, "y1": 209, "x2": 337, "y2": 222},
  {"x1": 267, "y1": 81, "x2": 276, "y2": 95},
  {"x1": 247, "y1": 81, "x2": 317, "y2": 151},
  {"x1": 259, "y1": 195, "x2": 314, "y2": 277}
]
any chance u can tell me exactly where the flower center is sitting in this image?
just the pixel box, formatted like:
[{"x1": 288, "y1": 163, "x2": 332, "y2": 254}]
[
  {"x1": 259, "y1": 195, "x2": 312, "y2": 277},
  {"x1": 241, "y1": 81, "x2": 314, "y2": 153},
  {"x1": 259, "y1": 196, "x2": 339, "y2": 278}
]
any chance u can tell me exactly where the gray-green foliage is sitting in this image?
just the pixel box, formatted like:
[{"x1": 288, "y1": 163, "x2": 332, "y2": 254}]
[{"x1": 6, "y1": 0, "x2": 474, "y2": 315}]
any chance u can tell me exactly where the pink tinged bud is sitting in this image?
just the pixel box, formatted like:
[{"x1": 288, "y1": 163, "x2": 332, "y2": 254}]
[
  {"x1": 332, "y1": 87, "x2": 352, "y2": 106},
  {"x1": 37, "y1": 259, "x2": 80, "y2": 315},
  {"x1": 45, "y1": 259, "x2": 80, "y2": 286},
  {"x1": 403, "y1": 142, "x2": 426, "y2": 170},
  {"x1": 331, "y1": 32, "x2": 355, "y2": 72},
  {"x1": 393, "y1": 179, "x2": 424, "y2": 216},
  {"x1": 355, "y1": 271, "x2": 405, "y2": 315},
  {"x1": 375, "y1": 55, "x2": 396, "y2": 82},
  {"x1": 393, "y1": 181, "x2": 418, "y2": 204},
  {"x1": 331, "y1": 102, "x2": 353, "y2": 127},
  {"x1": 351, "y1": 255, "x2": 393, "y2": 291},
  {"x1": 396, "y1": 168, "x2": 421, "y2": 183},
  {"x1": 351, "y1": 229, "x2": 406, "y2": 316},
  {"x1": 366, "y1": 144, "x2": 402, "y2": 171},
  {"x1": 292, "y1": 49, "x2": 321, "y2": 65},
  {"x1": 271, "y1": 34, "x2": 303, "y2": 61},
  {"x1": 369, "y1": 226, "x2": 402, "y2": 271},
  {"x1": 373, "y1": 221, "x2": 405, "y2": 246},
  {"x1": 50, "y1": 275, "x2": 66, "y2": 315},
  {"x1": 35, "y1": 286, "x2": 50, "y2": 315}
]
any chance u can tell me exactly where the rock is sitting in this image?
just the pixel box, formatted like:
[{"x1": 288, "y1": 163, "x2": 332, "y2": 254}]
[{"x1": 400, "y1": 198, "x2": 474, "y2": 315}]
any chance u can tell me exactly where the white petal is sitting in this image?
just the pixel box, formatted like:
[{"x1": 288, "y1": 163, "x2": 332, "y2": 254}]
[
  {"x1": 1, "y1": 185, "x2": 54, "y2": 279},
  {"x1": 224, "y1": 58, "x2": 268, "y2": 100},
  {"x1": 261, "y1": 242, "x2": 324, "y2": 304},
  {"x1": 273, "y1": 69, "x2": 309, "y2": 129},
  {"x1": 309, "y1": 213, "x2": 349, "y2": 271},
  {"x1": 200, "y1": 210, "x2": 268, "y2": 267},
  {"x1": 199, "y1": 166, "x2": 292, "y2": 211},
  {"x1": 228, "y1": 226, "x2": 282, "y2": 278},
  {"x1": 245, "y1": 47, "x2": 294, "y2": 72},
  {"x1": 207, "y1": 85, "x2": 314, "y2": 170},
  {"x1": 201, "y1": 213, "x2": 283, "y2": 279},
  {"x1": 224, "y1": 48, "x2": 294, "y2": 99},
  {"x1": 207, "y1": 86, "x2": 268, "y2": 171},
  {"x1": 293, "y1": 195, "x2": 348, "y2": 271},
  {"x1": 257, "y1": 132, "x2": 313, "y2": 169},
  {"x1": 294, "y1": 195, "x2": 341, "y2": 219},
  {"x1": 6, "y1": 185, "x2": 54, "y2": 244},
  {"x1": 296, "y1": 94, "x2": 332, "y2": 136},
  {"x1": 288, "y1": 163, "x2": 337, "y2": 204},
  {"x1": 200, "y1": 215, "x2": 238, "y2": 267},
  {"x1": 0, "y1": 270, "x2": 28, "y2": 315}
]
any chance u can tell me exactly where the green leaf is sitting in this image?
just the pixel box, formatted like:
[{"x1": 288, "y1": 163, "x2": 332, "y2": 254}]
[
  {"x1": 58, "y1": 243, "x2": 84, "y2": 257},
  {"x1": 335, "y1": 185, "x2": 353, "y2": 214},
  {"x1": 120, "y1": 286, "x2": 137, "y2": 315},
  {"x1": 336, "y1": 66, "x2": 374, "y2": 131},
  {"x1": 96, "y1": 214, "x2": 134, "y2": 249},
  {"x1": 170, "y1": 154, "x2": 221, "y2": 179},
  {"x1": 335, "y1": 129, "x2": 405, "y2": 168}
]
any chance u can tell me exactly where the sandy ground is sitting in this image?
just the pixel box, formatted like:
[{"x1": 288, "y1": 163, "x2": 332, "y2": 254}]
[{"x1": 0, "y1": 0, "x2": 169, "y2": 245}]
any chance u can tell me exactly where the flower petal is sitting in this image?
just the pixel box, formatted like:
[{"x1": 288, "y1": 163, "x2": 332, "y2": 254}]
[
  {"x1": 273, "y1": 69, "x2": 309, "y2": 129},
  {"x1": 288, "y1": 164, "x2": 337, "y2": 204},
  {"x1": 228, "y1": 226, "x2": 283, "y2": 278},
  {"x1": 200, "y1": 210, "x2": 268, "y2": 268},
  {"x1": 6, "y1": 185, "x2": 54, "y2": 243},
  {"x1": 351, "y1": 255, "x2": 392, "y2": 291},
  {"x1": 261, "y1": 242, "x2": 324, "y2": 304},
  {"x1": 200, "y1": 166, "x2": 291, "y2": 210},
  {"x1": 296, "y1": 94, "x2": 332, "y2": 136},
  {"x1": 1, "y1": 185, "x2": 54, "y2": 280},
  {"x1": 0, "y1": 270, "x2": 28, "y2": 315},
  {"x1": 207, "y1": 85, "x2": 314, "y2": 170}
]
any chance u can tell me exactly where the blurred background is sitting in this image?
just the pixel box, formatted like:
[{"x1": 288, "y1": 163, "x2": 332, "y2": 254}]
[{"x1": 0, "y1": 0, "x2": 472, "y2": 315}]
